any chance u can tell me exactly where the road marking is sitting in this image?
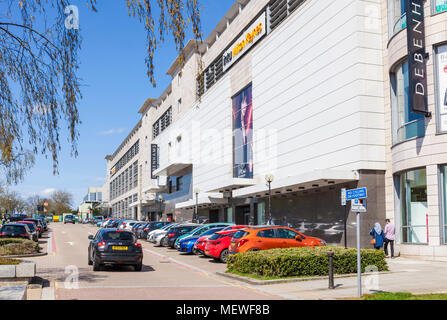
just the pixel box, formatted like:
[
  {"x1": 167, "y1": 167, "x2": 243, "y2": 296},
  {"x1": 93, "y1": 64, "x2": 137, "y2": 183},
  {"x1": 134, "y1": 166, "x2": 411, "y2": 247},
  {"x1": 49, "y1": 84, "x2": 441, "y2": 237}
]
[
  {"x1": 143, "y1": 248, "x2": 284, "y2": 299},
  {"x1": 54, "y1": 284, "x2": 232, "y2": 289},
  {"x1": 65, "y1": 242, "x2": 74, "y2": 246}
]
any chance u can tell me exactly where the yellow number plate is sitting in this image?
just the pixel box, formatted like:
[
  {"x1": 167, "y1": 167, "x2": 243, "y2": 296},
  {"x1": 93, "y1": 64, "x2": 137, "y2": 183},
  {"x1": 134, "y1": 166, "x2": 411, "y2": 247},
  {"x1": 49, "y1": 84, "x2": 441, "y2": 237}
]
[{"x1": 112, "y1": 246, "x2": 128, "y2": 251}]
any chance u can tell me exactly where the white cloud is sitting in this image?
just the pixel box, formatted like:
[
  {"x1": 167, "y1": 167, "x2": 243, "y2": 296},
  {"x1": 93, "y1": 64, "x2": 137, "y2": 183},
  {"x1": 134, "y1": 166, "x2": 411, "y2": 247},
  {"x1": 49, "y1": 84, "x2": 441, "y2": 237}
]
[
  {"x1": 98, "y1": 128, "x2": 126, "y2": 136},
  {"x1": 40, "y1": 188, "x2": 56, "y2": 196}
]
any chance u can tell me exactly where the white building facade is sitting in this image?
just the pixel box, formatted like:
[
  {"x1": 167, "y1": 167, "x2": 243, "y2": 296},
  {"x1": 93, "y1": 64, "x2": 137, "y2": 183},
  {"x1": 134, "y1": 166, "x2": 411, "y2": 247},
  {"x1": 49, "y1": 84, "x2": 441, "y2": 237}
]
[{"x1": 104, "y1": 0, "x2": 447, "y2": 257}]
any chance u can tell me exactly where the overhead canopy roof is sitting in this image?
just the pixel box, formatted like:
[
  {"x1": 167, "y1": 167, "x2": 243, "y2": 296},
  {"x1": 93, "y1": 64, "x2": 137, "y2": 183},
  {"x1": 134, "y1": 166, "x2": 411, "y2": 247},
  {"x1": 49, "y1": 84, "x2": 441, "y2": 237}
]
[{"x1": 232, "y1": 170, "x2": 360, "y2": 198}]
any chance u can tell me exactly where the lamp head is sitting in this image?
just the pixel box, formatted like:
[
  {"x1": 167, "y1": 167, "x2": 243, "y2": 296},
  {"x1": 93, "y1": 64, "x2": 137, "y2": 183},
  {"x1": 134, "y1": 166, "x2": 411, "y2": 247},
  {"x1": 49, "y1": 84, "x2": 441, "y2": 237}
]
[{"x1": 265, "y1": 174, "x2": 274, "y2": 183}]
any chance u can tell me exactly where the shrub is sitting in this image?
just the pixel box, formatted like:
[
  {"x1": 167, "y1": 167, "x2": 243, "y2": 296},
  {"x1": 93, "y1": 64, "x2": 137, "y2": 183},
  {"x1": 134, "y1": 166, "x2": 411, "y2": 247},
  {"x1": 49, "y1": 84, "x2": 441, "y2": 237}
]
[
  {"x1": 0, "y1": 239, "x2": 40, "y2": 256},
  {"x1": 227, "y1": 246, "x2": 388, "y2": 278},
  {"x1": 0, "y1": 257, "x2": 21, "y2": 265}
]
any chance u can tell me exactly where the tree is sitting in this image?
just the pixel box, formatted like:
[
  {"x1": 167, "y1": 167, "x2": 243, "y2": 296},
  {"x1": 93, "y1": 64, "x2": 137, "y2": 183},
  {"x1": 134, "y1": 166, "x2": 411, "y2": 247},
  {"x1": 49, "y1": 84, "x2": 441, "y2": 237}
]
[
  {"x1": 0, "y1": 190, "x2": 27, "y2": 215},
  {"x1": 49, "y1": 190, "x2": 73, "y2": 214},
  {"x1": 0, "y1": 0, "x2": 202, "y2": 184}
]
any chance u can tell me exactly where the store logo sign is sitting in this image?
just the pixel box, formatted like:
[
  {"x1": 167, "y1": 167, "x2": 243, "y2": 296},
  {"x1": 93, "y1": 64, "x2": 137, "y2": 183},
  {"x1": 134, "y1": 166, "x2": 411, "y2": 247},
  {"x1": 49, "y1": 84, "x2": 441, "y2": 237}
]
[
  {"x1": 151, "y1": 144, "x2": 159, "y2": 179},
  {"x1": 406, "y1": 0, "x2": 429, "y2": 116},
  {"x1": 223, "y1": 12, "x2": 266, "y2": 72}
]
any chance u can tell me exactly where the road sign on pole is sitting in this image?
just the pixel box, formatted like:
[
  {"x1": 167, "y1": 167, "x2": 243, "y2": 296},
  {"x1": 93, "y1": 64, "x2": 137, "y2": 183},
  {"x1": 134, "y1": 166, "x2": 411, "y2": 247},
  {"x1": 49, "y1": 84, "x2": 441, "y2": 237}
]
[
  {"x1": 351, "y1": 199, "x2": 367, "y2": 213},
  {"x1": 341, "y1": 188, "x2": 346, "y2": 206},
  {"x1": 346, "y1": 187, "x2": 367, "y2": 200},
  {"x1": 356, "y1": 212, "x2": 362, "y2": 298}
]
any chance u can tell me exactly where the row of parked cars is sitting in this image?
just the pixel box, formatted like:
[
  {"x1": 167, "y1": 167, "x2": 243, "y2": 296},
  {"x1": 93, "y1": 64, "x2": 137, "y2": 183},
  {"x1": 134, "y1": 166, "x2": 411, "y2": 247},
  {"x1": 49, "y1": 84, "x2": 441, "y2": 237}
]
[
  {"x1": 0, "y1": 214, "x2": 49, "y2": 242},
  {"x1": 96, "y1": 218, "x2": 327, "y2": 265}
]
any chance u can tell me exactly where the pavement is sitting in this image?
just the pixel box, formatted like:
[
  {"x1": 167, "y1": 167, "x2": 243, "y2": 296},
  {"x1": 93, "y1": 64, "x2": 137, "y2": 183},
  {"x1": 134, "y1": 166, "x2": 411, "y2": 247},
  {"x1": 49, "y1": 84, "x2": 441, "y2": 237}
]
[{"x1": 19, "y1": 222, "x2": 447, "y2": 300}]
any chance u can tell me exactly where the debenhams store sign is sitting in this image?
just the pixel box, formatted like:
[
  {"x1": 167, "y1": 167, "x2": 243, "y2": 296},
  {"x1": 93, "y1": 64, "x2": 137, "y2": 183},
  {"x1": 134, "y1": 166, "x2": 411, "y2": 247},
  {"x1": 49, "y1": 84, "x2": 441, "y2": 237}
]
[{"x1": 222, "y1": 12, "x2": 266, "y2": 72}]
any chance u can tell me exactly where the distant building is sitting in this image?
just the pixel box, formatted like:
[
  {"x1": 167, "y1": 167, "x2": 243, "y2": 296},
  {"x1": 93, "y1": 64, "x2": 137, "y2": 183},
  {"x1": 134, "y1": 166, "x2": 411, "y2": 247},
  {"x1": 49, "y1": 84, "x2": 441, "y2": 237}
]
[{"x1": 78, "y1": 185, "x2": 110, "y2": 220}]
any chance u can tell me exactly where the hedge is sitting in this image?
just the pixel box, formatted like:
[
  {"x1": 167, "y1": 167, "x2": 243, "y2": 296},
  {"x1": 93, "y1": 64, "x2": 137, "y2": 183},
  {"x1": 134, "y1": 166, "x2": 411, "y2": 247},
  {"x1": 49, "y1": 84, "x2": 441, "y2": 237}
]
[
  {"x1": 227, "y1": 246, "x2": 388, "y2": 278},
  {"x1": 0, "y1": 257, "x2": 21, "y2": 265},
  {"x1": 0, "y1": 238, "x2": 40, "y2": 256}
]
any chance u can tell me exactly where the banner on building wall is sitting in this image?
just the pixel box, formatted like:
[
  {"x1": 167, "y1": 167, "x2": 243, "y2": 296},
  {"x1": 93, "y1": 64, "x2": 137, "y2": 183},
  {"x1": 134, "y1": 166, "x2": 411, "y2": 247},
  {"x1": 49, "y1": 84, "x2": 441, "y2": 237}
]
[
  {"x1": 151, "y1": 144, "x2": 159, "y2": 179},
  {"x1": 406, "y1": 0, "x2": 429, "y2": 116},
  {"x1": 233, "y1": 85, "x2": 253, "y2": 179},
  {"x1": 436, "y1": 45, "x2": 447, "y2": 132}
]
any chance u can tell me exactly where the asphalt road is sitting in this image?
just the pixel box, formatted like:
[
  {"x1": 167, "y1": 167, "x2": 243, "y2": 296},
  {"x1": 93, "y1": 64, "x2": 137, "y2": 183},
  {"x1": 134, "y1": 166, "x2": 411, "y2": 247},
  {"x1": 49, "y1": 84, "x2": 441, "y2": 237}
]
[{"x1": 28, "y1": 222, "x2": 285, "y2": 300}]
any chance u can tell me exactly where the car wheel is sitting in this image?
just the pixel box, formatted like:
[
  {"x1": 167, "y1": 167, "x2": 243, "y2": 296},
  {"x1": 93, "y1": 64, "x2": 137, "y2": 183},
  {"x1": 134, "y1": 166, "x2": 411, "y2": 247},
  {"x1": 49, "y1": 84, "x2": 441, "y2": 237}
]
[
  {"x1": 88, "y1": 251, "x2": 93, "y2": 266},
  {"x1": 160, "y1": 237, "x2": 168, "y2": 247},
  {"x1": 134, "y1": 263, "x2": 142, "y2": 271},
  {"x1": 192, "y1": 247, "x2": 199, "y2": 255},
  {"x1": 248, "y1": 249, "x2": 259, "y2": 252},
  {"x1": 93, "y1": 254, "x2": 101, "y2": 271},
  {"x1": 219, "y1": 249, "x2": 229, "y2": 263}
]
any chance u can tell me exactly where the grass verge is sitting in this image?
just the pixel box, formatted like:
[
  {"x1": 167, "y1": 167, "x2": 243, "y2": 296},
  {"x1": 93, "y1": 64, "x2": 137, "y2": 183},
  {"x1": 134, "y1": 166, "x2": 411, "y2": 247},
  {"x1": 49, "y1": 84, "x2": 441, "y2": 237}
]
[{"x1": 364, "y1": 292, "x2": 447, "y2": 300}]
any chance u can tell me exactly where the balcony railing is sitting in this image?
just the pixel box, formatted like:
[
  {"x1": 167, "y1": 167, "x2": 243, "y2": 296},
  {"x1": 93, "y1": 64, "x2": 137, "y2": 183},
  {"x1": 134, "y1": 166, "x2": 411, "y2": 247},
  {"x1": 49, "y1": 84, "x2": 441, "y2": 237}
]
[{"x1": 392, "y1": 12, "x2": 407, "y2": 36}]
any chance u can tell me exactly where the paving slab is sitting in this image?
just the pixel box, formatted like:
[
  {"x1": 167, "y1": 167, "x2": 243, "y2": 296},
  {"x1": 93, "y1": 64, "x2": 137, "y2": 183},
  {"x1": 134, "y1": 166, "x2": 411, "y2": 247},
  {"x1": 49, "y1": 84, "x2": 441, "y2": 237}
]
[{"x1": 0, "y1": 285, "x2": 27, "y2": 300}]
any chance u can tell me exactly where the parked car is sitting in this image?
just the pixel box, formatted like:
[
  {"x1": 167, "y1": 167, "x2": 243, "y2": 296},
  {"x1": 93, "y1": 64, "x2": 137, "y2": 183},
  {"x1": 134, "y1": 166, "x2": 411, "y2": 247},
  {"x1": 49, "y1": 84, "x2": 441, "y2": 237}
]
[
  {"x1": 131, "y1": 222, "x2": 146, "y2": 234},
  {"x1": 24, "y1": 218, "x2": 44, "y2": 237},
  {"x1": 88, "y1": 228, "x2": 143, "y2": 271},
  {"x1": 17, "y1": 221, "x2": 39, "y2": 242},
  {"x1": 94, "y1": 217, "x2": 105, "y2": 227},
  {"x1": 204, "y1": 229, "x2": 241, "y2": 263},
  {"x1": 174, "y1": 223, "x2": 235, "y2": 249},
  {"x1": 138, "y1": 221, "x2": 171, "y2": 239},
  {"x1": 164, "y1": 224, "x2": 200, "y2": 248},
  {"x1": 228, "y1": 226, "x2": 326, "y2": 254},
  {"x1": 8, "y1": 215, "x2": 28, "y2": 222},
  {"x1": 64, "y1": 215, "x2": 75, "y2": 224},
  {"x1": 178, "y1": 227, "x2": 226, "y2": 254},
  {"x1": 148, "y1": 223, "x2": 179, "y2": 244},
  {"x1": 193, "y1": 225, "x2": 246, "y2": 255},
  {"x1": 37, "y1": 217, "x2": 48, "y2": 231},
  {"x1": 0, "y1": 223, "x2": 32, "y2": 240}
]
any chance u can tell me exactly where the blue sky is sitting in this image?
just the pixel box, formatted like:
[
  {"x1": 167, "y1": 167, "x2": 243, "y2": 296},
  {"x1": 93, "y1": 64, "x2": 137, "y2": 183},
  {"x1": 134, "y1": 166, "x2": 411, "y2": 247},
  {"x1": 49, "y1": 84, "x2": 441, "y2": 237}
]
[{"x1": 10, "y1": 0, "x2": 235, "y2": 208}]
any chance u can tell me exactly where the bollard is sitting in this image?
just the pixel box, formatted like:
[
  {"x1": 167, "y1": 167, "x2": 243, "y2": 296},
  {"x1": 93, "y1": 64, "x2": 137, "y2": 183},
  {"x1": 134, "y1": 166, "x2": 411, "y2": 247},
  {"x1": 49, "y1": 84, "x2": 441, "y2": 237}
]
[{"x1": 327, "y1": 251, "x2": 335, "y2": 289}]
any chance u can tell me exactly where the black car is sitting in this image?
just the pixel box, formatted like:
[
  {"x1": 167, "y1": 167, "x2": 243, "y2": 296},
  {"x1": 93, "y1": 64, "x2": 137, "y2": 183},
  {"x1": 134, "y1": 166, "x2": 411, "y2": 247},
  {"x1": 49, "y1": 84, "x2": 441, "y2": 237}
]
[
  {"x1": 24, "y1": 218, "x2": 44, "y2": 237},
  {"x1": 88, "y1": 229, "x2": 143, "y2": 271},
  {"x1": 8, "y1": 215, "x2": 28, "y2": 222},
  {"x1": 138, "y1": 221, "x2": 172, "y2": 239},
  {"x1": 165, "y1": 225, "x2": 199, "y2": 248},
  {"x1": 64, "y1": 215, "x2": 75, "y2": 224},
  {"x1": 0, "y1": 223, "x2": 32, "y2": 240}
]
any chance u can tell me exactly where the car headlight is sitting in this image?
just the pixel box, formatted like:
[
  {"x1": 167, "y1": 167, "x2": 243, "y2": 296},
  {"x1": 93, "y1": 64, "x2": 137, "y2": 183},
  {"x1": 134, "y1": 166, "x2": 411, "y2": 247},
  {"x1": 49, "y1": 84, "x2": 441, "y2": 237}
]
[{"x1": 319, "y1": 240, "x2": 327, "y2": 246}]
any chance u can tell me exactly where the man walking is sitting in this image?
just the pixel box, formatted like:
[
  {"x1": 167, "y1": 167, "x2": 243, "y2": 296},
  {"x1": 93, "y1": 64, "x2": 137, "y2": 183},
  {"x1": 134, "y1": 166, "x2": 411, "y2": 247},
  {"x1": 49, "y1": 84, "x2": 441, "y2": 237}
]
[{"x1": 384, "y1": 219, "x2": 395, "y2": 258}]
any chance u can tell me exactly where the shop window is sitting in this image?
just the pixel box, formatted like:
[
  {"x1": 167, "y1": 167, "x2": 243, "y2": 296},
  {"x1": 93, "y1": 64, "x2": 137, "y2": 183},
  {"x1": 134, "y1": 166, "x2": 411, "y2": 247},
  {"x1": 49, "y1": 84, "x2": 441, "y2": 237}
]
[
  {"x1": 397, "y1": 168, "x2": 428, "y2": 244},
  {"x1": 257, "y1": 202, "x2": 266, "y2": 225},
  {"x1": 441, "y1": 165, "x2": 447, "y2": 244},
  {"x1": 434, "y1": 45, "x2": 447, "y2": 133},
  {"x1": 433, "y1": 0, "x2": 447, "y2": 14},
  {"x1": 388, "y1": 0, "x2": 407, "y2": 37},
  {"x1": 390, "y1": 60, "x2": 426, "y2": 144}
]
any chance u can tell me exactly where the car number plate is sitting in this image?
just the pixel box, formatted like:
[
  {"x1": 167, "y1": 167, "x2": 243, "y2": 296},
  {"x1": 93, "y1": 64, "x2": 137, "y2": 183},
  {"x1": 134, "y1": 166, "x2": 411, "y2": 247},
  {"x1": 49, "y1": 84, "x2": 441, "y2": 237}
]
[{"x1": 112, "y1": 246, "x2": 128, "y2": 251}]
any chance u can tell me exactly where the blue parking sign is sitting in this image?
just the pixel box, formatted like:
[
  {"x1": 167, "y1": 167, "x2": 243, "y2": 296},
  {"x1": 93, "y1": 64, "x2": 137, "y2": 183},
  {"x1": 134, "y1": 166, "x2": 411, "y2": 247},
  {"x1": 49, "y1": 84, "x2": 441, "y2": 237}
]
[{"x1": 346, "y1": 187, "x2": 367, "y2": 200}]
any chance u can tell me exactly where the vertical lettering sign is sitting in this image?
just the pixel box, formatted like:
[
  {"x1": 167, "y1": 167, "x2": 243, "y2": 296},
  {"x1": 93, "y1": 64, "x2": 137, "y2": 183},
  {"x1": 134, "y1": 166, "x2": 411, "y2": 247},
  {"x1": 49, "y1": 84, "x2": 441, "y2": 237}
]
[
  {"x1": 151, "y1": 144, "x2": 159, "y2": 179},
  {"x1": 406, "y1": 0, "x2": 429, "y2": 116}
]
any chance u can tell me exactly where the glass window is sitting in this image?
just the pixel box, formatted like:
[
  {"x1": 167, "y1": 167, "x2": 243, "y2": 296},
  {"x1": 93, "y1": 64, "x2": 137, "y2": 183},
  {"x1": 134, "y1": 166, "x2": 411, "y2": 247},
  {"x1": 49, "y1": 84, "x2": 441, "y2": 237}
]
[
  {"x1": 227, "y1": 207, "x2": 233, "y2": 223},
  {"x1": 257, "y1": 228, "x2": 275, "y2": 238},
  {"x1": 388, "y1": 0, "x2": 407, "y2": 37},
  {"x1": 398, "y1": 168, "x2": 428, "y2": 244},
  {"x1": 435, "y1": 45, "x2": 447, "y2": 133},
  {"x1": 391, "y1": 60, "x2": 425, "y2": 144},
  {"x1": 257, "y1": 202, "x2": 266, "y2": 225},
  {"x1": 276, "y1": 228, "x2": 299, "y2": 239},
  {"x1": 442, "y1": 165, "x2": 447, "y2": 243},
  {"x1": 433, "y1": 0, "x2": 447, "y2": 14}
]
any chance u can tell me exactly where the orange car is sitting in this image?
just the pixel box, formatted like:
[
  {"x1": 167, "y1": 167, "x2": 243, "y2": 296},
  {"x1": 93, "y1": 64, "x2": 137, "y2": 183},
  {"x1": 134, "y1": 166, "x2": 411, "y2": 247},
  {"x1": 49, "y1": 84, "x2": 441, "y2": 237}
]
[{"x1": 228, "y1": 226, "x2": 326, "y2": 254}]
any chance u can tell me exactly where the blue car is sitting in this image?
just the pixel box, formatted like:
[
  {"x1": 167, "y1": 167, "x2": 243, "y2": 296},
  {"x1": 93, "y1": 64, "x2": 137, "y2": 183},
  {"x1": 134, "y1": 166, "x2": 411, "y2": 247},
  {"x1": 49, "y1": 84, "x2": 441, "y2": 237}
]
[
  {"x1": 174, "y1": 223, "x2": 235, "y2": 249},
  {"x1": 178, "y1": 227, "x2": 226, "y2": 254}
]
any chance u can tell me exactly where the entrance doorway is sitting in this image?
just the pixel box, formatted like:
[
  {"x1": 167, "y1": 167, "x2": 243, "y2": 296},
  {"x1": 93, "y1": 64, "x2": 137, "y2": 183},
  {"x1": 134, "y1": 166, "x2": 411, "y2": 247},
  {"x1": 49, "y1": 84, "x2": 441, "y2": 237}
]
[
  {"x1": 209, "y1": 210, "x2": 219, "y2": 223},
  {"x1": 235, "y1": 205, "x2": 251, "y2": 225}
]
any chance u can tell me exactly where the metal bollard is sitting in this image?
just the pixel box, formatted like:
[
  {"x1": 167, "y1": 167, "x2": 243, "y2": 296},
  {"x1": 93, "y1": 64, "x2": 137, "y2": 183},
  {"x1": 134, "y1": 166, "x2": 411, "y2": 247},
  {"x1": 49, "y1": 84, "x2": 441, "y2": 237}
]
[{"x1": 328, "y1": 251, "x2": 335, "y2": 289}]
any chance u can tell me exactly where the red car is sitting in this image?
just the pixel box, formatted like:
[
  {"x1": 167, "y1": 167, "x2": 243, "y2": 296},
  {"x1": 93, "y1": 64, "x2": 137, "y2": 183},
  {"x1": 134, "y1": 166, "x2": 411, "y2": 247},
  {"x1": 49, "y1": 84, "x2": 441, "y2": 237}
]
[
  {"x1": 194, "y1": 225, "x2": 248, "y2": 255},
  {"x1": 204, "y1": 229, "x2": 240, "y2": 263}
]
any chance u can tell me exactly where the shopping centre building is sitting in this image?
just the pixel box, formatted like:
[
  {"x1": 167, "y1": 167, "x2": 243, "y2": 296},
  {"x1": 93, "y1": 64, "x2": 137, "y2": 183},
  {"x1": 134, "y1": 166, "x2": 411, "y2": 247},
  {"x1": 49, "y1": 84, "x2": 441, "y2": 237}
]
[{"x1": 104, "y1": 0, "x2": 447, "y2": 260}]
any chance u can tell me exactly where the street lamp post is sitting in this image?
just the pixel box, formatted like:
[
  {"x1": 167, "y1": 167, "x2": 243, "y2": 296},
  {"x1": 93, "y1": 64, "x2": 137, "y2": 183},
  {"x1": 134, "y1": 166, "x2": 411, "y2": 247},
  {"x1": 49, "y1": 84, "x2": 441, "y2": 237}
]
[
  {"x1": 265, "y1": 174, "x2": 274, "y2": 225},
  {"x1": 194, "y1": 188, "x2": 200, "y2": 223},
  {"x1": 158, "y1": 195, "x2": 163, "y2": 221}
]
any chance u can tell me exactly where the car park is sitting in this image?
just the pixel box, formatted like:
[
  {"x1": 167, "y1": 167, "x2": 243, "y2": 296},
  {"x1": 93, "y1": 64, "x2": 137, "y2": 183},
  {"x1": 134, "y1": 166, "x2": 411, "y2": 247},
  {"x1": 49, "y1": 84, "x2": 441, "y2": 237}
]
[
  {"x1": 178, "y1": 227, "x2": 226, "y2": 254},
  {"x1": 88, "y1": 229, "x2": 143, "y2": 271},
  {"x1": 164, "y1": 224, "x2": 199, "y2": 248},
  {"x1": 17, "y1": 221, "x2": 39, "y2": 242},
  {"x1": 228, "y1": 226, "x2": 326, "y2": 254},
  {"x1": 174, "y1": 223, "x2": 235, "y2": 249},
  {"x1": 24, "y1": 218, "x2": 44, "y2": 237},
  {"x1": 138, "y1": 221, "x2": 172, "y2": 239},
  {"x1": 0, "y1": 223, "x2": 32, "y2": 240},
  {"x1": 204, "y1": 229, "x2": 241, "y2": 263},
  {"x1": 147, "y1": 223, "x2": 179, "y2": 244}
]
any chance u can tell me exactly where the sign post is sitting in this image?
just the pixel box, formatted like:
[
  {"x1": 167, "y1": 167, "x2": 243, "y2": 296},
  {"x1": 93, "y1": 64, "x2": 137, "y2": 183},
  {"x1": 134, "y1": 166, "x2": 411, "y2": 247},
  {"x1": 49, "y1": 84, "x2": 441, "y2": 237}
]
[
  {"x1": 345, "y1": 187, "x2": 368, "y2": 298},
  {"x1": 341, "y1": 188, "x2": 348, "y2": 248}
]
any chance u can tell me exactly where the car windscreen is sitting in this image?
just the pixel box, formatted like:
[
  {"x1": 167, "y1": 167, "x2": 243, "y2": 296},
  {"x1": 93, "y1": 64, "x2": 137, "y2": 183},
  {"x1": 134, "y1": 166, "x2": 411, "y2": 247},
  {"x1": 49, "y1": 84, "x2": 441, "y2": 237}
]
[
  {"x1": 233, "y1": 230, "x2": 249, "y2": 239},
  {"x1": 208, "y1": 233, "x2": 225, "y2": 240},
  {"x1": 102, "y1": 231, "x2": 134, "y2": 241},
  {"x1": 2, "y1": 225, "x2": 26, "y2": 233},
  {"x1": 202, "y1": 228, "x2": 223, "y2": 236}
]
